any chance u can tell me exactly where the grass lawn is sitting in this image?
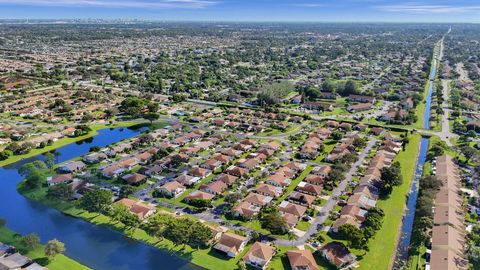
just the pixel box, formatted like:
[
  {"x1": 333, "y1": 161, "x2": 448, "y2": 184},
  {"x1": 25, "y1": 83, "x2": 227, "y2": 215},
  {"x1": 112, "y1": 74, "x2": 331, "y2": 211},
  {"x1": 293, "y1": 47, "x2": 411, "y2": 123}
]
[
  {"x1": 413, "y1": 79, "x2": 430, "y2": 130},
  {"x1": 0, "y1": 227, "x2": 90, "y2": 270},
  {"x1": 296, "y1": 220, "x2": 311, "y2": 232},
  {"x1": 357, "y1": 134, "x2": 421, "y2": 270},
  {"x1": 0, "y1": 120, "x2": 152, "y2": 168},
  {"x1": 268, "y1": 245, "x2": 296, "y2": 270},
  {"x1": 276, "y1": 165, "x2": 313, "y2": 204},
  {"x1": 175, "y1": 173, "x2": 216, "y2": 202},
  {"x1": 314, "y1": 139, "x2": 336, "y2": 163},
  {"x1": 257, "y1": 125, "x2": 302, "y2": 137}
]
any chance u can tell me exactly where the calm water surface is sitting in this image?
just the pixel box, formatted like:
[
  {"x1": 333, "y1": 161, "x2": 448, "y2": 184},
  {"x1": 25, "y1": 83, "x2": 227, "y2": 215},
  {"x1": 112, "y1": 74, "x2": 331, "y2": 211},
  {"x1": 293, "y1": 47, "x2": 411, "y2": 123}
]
[{"x1": 0, "y1": 127, "x2": 195, "y2": 270}]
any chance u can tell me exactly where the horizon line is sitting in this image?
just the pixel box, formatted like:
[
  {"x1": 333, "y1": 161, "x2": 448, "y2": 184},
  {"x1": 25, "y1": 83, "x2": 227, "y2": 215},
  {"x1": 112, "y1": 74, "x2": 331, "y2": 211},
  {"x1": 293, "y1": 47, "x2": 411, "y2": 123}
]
[{"x1": 0, "y1": 19, "x2": 478, "y2": 24}]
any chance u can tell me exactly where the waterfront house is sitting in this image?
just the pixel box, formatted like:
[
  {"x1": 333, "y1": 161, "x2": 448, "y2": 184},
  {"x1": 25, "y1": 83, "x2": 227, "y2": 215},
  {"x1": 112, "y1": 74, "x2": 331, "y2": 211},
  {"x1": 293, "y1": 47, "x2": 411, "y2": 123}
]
[
  {"x1": 242, "y1": 242, "x2": 275, "y2": 270},
  {"x1": 47, "y1": 174, "x2": 73, "y2": 186},
  {"x1": 114, "y1": 198, "x2": 156, "y2": 220},
  {"x1": 58, "y1": 161, "x2": 86, "y2": 173},
  {"x1": 213, "y1": 233, "x2": 248, "y2": 257}
]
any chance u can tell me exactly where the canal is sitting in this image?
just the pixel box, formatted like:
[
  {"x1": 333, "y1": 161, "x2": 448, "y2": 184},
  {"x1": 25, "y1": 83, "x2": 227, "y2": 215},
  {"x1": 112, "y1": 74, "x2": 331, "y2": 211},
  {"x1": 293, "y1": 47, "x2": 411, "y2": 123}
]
[
  {"x1": 0, "y1": 127, "x2": 195, "y2": 270},
  {"x1": 394, "y1": 47, "x2": 439, "y2": 266}
]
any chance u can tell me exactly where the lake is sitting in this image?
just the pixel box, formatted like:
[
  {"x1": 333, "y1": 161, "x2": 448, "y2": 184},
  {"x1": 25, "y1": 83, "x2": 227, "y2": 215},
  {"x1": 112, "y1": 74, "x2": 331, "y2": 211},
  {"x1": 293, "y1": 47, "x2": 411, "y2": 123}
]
[{"x1": 0, "y1": 127, "x2": 195, "y2": 270}]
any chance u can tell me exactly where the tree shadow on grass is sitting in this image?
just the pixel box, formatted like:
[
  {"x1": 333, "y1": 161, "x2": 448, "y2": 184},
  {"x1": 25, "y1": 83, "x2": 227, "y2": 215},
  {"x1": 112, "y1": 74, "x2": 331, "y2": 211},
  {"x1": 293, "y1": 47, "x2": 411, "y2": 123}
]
[{"x1": 34, "y1": 257, "x2": 50, "y2": 266}]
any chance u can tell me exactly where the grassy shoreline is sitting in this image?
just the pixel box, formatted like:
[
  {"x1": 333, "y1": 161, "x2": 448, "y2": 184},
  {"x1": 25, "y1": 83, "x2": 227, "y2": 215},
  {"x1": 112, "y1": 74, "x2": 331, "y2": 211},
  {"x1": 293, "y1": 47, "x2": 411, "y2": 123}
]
[
  {"x1": 0, "y1": 227, "x2": 90, "y2": 270},
  {"x1": 0, "y1": 120, "x2": 148, "y2": 168},
  {"x1": 18, "y1": 180, "x2": 256, "y2": 270}
]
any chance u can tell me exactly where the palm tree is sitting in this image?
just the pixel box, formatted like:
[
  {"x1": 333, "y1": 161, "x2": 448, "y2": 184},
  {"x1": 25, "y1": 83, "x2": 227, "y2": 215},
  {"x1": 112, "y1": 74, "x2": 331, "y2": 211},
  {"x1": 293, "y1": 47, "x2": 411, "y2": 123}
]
[{"x1": 287, "y1": 231, "x2": 298, "y2": 246}]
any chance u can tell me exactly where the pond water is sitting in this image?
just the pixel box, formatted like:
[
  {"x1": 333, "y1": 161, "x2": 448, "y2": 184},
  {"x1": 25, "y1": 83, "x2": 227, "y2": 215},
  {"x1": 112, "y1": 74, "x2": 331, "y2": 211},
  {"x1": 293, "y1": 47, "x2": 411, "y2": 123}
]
[{"x1": 0, "y1": 127, "x2": 195, "y2": 270}]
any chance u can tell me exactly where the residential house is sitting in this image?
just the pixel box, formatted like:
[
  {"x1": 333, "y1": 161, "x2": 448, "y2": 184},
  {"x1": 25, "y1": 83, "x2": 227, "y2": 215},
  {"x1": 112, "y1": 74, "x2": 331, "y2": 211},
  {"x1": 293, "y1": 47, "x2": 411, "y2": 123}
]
[
  {"x1": 201, "y1": 159, "x2": 223, "y2": 171},
  {"x1": 279, "y1": 201, "x2": 307, "y2": 220},
  {"x1": 233, "y1": 201, "x2": 261, "y2": 220},
  {"x1": 305, "y1": 175, "x2": 324, "y2": 186},
  {"x1": 225, "y1": 166, "x2": 248, "y2": 178},
  {"x1": 188, "y1": 166, "x2": 211, "y2": 179},
  {"x1": 348, "y1": 94, "x2": 376, "y2": 103},
  {"x1": 320, "y1": 241, "x2": 357, "y2": 269},
  {"x1": 347, "y1": 193, "x2": 376, "y2": 209},
  {"x1": 216, "y1": 173, "x2": 238, "y2": 186},
  {"x1": 213, "y1": 233, "x2": 248, "y2": 257},
  {"x1": 184, "y1": 190, "x2": 215, "y2": 201},
  {"x1": 320, "y1": 92, "x2": 338, "y2": 100},
  {"x1": 340, "y1": 205, "x2": 368, "y2": 222},
  {"x1": 255, "y1": 184, "x2": 283, "y2": 198},
  {"x1": 47, "y1": 174, "x2": 73, "y2": 186},
  {"x1": 175, "y1": 174, "x2": 200, "y2": 187},
  {"x1": 242, "y1": 242, "x2": 276, "y2": 270},
  {"x1": 83, "y1": 152, "x2": 108, "y2": 164},
  {"x1": 158, "y1": 181, "x2": 186, "y2": 198},
  {"x1": 303, "y1": 101, "x2": 333, "y2": 112},
  {"x1": 102, "y1": 164, "x2": 126, "y2": 178},
  {"x1": 332, "y1": 215, "x2": 360, "y2": 232},
  {"x1": 201, "y1": 180, "x2": 227, "y2": 195},
  {"x1": 288, "y1": 191, "x2": 316, "y2": 206},
  {"x1": 114, "y1": 198, "x2": 156, "y2": 220},
  {"x1": 244, "y1": 193, "x2": 273, "y2": 207},
  {"x1": 347, "y1": 103, "x2": 373, "y2": 112},
  {"x1": 311, "y1": 165, "x2": 331, "y2": 177},
  {"x1": 0, "y1": 252, "x2": 31, "y2": 270},
  {"x1": 58, "y1": 161, "x2": 86, "y2": 173},
  {"x1": 122, "y1": 173, "x2": 147, "y2": 185},
  {"x1": 296, "y1": 182, "x2": 323, "y2": 196},
  {"x1": 287, "y1": 250, "x2": 318, "y2": 270},
  {"x1": 266, "y1": 173, "x2": 291, "y2": 187}
]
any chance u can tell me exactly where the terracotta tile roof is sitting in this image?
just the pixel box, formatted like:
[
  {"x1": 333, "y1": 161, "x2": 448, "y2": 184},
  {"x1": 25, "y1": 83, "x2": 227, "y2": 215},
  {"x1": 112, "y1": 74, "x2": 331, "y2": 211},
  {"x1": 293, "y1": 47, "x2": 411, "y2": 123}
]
[
  {"x1": 242, "y1": 242, "x2": 275, "y2": 265},
  {"x1": 287, "y1": 250, "x2": 318, "y2": 270}
]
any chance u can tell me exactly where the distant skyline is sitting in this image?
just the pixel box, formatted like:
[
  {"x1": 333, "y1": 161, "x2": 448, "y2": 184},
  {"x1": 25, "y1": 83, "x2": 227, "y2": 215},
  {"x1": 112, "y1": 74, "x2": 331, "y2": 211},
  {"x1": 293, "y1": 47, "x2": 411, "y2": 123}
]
[{"x1": 0, "y1": 0, "x2": 479, "y2": 23}]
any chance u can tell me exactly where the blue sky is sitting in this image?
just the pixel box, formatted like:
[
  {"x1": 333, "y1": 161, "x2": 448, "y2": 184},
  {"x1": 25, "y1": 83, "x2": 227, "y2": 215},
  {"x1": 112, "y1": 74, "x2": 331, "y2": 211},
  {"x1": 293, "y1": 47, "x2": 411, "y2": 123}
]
[{"x1": 0, "y1": 0, "x2": 479, "y2": 22}]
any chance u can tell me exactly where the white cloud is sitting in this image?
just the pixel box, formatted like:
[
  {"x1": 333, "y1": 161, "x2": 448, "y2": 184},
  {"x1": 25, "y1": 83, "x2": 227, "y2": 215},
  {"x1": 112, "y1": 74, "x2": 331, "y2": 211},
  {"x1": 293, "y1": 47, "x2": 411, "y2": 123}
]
[
  {"x1": 0, "y1": 0, "x2": 218, "y2": 9},
  {"x1": 379, "y1": 3, "x2": 480, "y2": 13}
]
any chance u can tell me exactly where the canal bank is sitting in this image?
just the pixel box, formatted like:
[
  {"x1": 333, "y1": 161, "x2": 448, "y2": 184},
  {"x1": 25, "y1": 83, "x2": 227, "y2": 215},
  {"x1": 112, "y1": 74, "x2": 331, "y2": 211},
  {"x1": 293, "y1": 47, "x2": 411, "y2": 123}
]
[
  {"x1": 0, "y1": 127, "x2": 197, "y2": 270},
  {"x1": 391, "y1": 37, "x2": 443, "y2": 269}
]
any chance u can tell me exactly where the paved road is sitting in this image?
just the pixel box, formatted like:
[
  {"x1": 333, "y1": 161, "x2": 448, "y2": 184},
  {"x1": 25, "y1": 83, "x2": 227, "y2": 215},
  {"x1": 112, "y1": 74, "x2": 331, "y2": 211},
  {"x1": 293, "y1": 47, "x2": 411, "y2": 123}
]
[
  {"x1": 274, "y1": 137, "x2": 377, "y2": 246},
  {"x1": 438, "y1": 79, "x2": 455, "y2": 146}
]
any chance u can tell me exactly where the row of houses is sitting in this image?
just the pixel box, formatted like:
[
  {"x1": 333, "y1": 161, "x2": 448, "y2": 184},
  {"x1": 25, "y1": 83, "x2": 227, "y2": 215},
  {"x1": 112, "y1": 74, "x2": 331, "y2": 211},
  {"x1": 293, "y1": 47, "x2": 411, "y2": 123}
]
[
  {"x1": 427, "y1": 155, "x2": 468, "y2": 270},
  {"x1": 232, "y1": 161, "x2": 306, "y2": 222},
  {"x1": 298, "y1": 127, "x2": 332, "y2": 159},
  {"x1": 204, "y1": 107, "x2": 302, "y2": 133},
  {"x1": 325, "y1": 132, "x2": 363, "y2": 162},
  {"x1": 333, "y1": 136, "x2": 402, "y2": 232},
  {"x1": 212, "y1": 232, "x2": 319, "y2": 270},
  {"x1": 159, "y1": 138, "x2": 284, "y2": 203},
  {"x1": 212, "y1": 233, "x2": 357, "y2": 270}
]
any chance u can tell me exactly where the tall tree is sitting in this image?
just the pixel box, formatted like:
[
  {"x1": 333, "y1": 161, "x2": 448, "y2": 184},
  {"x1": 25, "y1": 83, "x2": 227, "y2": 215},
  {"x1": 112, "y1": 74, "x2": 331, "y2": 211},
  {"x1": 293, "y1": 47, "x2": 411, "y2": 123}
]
[
  {"x1": 21, "y1": 233, "x2": 40, "y2": 251},
  {"x1": 79, "y1": 189, "x2": 112, "y2": 213},
  {"x1": 45, "y1": 239, "x2": 65, "y2": 259}
]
